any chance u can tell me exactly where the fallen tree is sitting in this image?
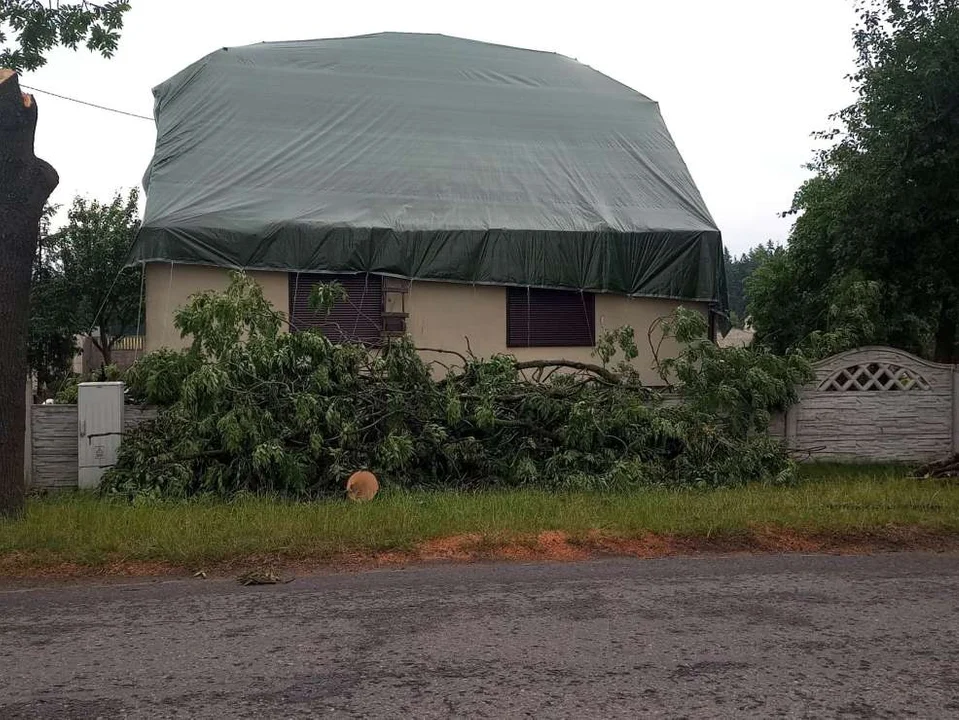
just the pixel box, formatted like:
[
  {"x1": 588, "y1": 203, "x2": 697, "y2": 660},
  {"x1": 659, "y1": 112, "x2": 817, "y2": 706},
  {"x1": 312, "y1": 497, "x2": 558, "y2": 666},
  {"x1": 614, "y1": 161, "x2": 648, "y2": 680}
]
[{"x1": 104, "y1": 273, "x2": 813, "y2": 498}]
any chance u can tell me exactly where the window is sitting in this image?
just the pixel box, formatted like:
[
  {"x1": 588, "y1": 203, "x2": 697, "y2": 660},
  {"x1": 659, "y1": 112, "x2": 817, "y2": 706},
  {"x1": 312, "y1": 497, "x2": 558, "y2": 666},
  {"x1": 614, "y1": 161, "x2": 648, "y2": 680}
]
[
  {"x1": 506, "y1": 287, "x2": 595, "y2": 348},
  {"x1": 289, "y1": 273, "x2": 383, "y2": 344}
]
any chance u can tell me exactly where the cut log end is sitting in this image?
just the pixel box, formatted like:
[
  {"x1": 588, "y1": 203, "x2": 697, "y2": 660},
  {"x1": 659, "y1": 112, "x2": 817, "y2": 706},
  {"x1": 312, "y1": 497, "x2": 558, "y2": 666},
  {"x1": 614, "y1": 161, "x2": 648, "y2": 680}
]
[
  {"x1": 0, "y1": 68, "x2": 32, "y2": 108},
  {"x1": 346, "y1": 470, "x2": 379, "y2": 501}
]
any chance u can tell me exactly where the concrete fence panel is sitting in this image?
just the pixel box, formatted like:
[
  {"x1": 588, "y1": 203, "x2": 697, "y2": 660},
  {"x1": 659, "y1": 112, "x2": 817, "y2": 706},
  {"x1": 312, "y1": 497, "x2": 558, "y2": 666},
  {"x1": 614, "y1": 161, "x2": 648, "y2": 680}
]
[{"x1": 788, "y1": 347, "x2": 957, "y2": 463}]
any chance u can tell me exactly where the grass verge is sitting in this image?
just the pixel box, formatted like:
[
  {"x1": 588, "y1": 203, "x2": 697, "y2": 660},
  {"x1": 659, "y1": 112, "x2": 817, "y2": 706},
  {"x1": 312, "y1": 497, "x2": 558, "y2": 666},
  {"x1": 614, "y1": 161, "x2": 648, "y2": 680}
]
[{"x1": 2, "y1": 466, "x2": 958, "y2": 577}]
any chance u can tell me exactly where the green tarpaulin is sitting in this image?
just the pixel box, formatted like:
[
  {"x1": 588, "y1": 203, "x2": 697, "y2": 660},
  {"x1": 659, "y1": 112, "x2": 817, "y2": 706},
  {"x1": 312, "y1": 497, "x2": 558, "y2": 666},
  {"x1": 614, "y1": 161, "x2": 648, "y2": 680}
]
[{"x1": 133, "y1": 32, "x2": 726, "y2": 309}]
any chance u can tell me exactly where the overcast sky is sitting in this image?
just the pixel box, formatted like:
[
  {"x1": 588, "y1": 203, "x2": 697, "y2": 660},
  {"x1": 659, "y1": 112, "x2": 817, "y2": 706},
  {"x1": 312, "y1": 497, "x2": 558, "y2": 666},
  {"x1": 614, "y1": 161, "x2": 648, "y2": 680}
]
[{"x1": 21, "y1": 0, "x2": 858, "y2": 254}]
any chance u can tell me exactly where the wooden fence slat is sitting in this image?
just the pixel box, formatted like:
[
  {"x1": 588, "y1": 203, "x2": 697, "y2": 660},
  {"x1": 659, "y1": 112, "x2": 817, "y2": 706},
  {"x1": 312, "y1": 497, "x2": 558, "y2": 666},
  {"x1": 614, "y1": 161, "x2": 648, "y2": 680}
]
[{"x1": 30, "y1": 405, "x2": 79, "y2": 489}]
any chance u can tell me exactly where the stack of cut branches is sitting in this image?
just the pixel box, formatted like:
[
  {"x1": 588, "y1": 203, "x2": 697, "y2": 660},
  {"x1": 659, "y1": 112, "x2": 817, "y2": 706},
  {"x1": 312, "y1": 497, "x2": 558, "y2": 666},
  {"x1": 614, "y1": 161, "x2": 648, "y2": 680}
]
[
  {"x1": 103, "y1": 273, "x2": 812, "y2": 499},
  {"x1": 915, "y1": 455, "x2": 959, "y2": 479}
]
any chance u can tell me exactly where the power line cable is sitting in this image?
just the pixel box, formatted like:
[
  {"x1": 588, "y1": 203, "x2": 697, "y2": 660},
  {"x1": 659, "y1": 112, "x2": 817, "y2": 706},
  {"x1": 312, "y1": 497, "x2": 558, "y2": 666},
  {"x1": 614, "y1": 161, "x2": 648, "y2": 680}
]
[{"x1": 19, "y1": 84, "x2": 153, "y2": 122}]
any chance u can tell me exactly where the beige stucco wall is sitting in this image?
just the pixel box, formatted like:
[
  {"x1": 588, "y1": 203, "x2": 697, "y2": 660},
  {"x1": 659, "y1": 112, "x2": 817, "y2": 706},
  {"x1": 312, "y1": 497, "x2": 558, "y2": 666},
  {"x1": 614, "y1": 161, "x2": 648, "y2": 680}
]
[
  {"x1": 145, "y1": 263, "x2": 705, "y2": 385},
  {"x1": 402, "y1": 282, "x2": 705, "y2": 386},
  {"x1": 144, "y1": 263, "x2": 289, "y2": 352}
]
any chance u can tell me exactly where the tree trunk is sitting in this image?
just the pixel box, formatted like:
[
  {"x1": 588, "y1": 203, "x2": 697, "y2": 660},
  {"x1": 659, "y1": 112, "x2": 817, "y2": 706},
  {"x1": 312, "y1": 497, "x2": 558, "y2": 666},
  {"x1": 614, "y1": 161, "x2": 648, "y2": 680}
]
[
  {"x1": 0, "y1": 71, "x2": 59, "y2": 519},
  {"x1": 934, "y1": 296, "x2": 958, "y2": 364},
  {"x1": 93, "y1": 328, "x2": 113, "y2": 368}
]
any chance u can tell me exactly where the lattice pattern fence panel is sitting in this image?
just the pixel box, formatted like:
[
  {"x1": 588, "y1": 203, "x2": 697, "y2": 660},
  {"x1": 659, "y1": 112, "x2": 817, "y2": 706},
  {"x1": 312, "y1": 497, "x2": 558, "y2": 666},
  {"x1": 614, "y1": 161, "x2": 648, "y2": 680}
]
[
  {"x1": 819, "y1": 362, "x2": 931, "y2": 392},
  {"x1": 789, "y1": 347, "x2": 957, "y2": 463}
]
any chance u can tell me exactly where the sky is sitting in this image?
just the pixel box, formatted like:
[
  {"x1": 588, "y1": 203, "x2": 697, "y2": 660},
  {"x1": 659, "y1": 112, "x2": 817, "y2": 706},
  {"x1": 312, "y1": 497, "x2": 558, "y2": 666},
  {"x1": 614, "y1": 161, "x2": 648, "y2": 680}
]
[{"x1": 20, "y1": 0, "x2": 859, "y2": 255}]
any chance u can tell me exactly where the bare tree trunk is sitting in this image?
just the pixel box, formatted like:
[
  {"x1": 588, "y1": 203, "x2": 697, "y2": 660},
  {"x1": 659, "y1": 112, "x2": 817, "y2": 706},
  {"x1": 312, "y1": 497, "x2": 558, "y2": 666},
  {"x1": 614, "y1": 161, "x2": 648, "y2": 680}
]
[
  {"x1": 934, "y1": 296, "x2": 957, "y2": 364},
  {"x1": 91, "y1": 329, "x2": 113, "y2": 368},
  {"x1": 0, "y1": 71, "x2": 59, "y2": 519}
]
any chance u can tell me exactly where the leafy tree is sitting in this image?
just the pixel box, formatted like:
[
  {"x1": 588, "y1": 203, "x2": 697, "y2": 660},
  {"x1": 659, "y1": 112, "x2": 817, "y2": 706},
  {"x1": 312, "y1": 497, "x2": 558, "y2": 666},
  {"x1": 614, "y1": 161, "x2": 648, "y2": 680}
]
[
  {"x1": 746, "y1": 233, "x2": 886, "y2": 359},
  {"x1": 724, "y1": 249, "x2": 744, "y2": 326},
  {"x1": 748, "y1": 0, "x2": 959, "y2": 361},
  {"x1": 744, "y1": 244, "x2": 808, "y2": 354},
  {"x1": 28, "y1": 204, "x2": 76, "y2": 395},
  {"x1": 56, "y1": 189, "x2": 142, "y2": 367},
  {"x1": 0, "y1": 1, "x2": 131, "y2": 518},
  {"x1": 724, "y1": 243, "x2": 775, "y2": 327},
  {"x1": 26, "y1": 191, "x2": 141, "y2": 391}
]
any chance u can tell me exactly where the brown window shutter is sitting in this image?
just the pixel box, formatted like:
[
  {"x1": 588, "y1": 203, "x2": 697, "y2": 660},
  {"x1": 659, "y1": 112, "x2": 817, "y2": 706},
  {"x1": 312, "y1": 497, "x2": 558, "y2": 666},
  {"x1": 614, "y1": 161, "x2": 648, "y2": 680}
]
[
  {"x1": 289, "y1": 273, "x2": 383, "y2": 345},
  {"x1": 506, "y1": 287, "x2": 595, "y2": 348}
]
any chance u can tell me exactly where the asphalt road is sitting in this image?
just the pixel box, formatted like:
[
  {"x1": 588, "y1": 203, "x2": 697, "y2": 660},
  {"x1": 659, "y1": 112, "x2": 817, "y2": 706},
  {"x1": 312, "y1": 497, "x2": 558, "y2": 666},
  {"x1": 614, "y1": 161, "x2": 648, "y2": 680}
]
[{"x1": 2, "y1": 553, "x2": 958, "y2": 719}]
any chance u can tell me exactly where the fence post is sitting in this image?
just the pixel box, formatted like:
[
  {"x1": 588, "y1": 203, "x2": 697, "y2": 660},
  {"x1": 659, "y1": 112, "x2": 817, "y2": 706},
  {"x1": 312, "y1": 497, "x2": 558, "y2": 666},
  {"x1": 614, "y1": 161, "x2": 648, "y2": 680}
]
[
  {"x1": 785, "y1": 405, "x2": 798, "y2": 451},
  {"x1": 953, "y1": 366, "x2": 959, "y2": 457},
  {"x1": 24, "y1": 378, "x2": 32, "y2": 487}
]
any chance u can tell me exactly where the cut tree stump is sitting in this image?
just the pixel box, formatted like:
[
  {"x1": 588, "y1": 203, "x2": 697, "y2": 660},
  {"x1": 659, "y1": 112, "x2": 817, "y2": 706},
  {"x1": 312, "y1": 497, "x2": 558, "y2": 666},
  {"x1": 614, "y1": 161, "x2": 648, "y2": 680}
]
[{"x1": 0, "y1": 70, "x2": 59, "y2": 518}]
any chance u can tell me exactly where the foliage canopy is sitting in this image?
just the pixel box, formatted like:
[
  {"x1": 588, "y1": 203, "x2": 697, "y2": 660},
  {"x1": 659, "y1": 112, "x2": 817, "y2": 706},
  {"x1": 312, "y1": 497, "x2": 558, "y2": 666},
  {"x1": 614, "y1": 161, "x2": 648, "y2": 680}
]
[
  {"x1": 724, "y1": 244, "x2": 775, "y2": 328},
  {"x1": 28, "y1": 189, "x2": 142, "y2": 387},
  {"x1": 57, "y1": 189, "x2": 142, "y2": 365},
  {"x1": 748, "y1": 0, "x2": 959, "y2": 361},
  {"x1": 28, "y1": 205, "x2": 75, "y2": 393},
  {"x1": 0, "y1": 1, "x2": 130, "y2": 71}
]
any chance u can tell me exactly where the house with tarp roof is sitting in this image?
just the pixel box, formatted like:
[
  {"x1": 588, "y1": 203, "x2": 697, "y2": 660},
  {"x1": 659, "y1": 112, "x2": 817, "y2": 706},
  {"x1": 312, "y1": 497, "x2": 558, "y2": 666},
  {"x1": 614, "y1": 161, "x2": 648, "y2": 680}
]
[{"x1": 132, "y1": 32, "x2": 727, "y2": 384}]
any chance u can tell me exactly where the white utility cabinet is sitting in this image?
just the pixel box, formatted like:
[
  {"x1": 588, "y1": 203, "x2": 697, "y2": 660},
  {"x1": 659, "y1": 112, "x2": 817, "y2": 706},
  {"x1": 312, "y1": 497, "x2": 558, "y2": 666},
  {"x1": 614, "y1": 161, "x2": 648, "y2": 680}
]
[{"x1": 78, "y1": 382, "x2": 124, "y2": 489}]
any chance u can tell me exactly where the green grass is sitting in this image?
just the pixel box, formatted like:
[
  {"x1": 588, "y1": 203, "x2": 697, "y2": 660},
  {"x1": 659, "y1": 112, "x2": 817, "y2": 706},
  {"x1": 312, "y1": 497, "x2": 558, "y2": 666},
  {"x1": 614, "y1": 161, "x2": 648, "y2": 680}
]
[{"x1": 2, "y1": 466, "x2": 958, "y2": 570}]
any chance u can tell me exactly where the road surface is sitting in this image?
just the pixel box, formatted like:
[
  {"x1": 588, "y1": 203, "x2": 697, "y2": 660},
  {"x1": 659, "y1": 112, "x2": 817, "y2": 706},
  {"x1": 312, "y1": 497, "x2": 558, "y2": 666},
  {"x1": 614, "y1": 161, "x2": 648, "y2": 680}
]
[{"x1": 2, "y1": 553, "x2": 958, "y2": 718}]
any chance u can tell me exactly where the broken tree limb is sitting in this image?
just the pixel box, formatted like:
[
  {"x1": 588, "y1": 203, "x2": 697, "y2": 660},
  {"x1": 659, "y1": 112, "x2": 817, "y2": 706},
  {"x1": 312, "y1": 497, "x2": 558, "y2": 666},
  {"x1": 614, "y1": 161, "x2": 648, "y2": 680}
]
[
  {"x1": 415, "y1": 346, "x2": 470, "y2": 366},
  {"x1": 512, "y1": 359, "x2": 622, "y2": 385},
  {"x1": 914, "y1": 454, "x2": 959, "y2": 479}
]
